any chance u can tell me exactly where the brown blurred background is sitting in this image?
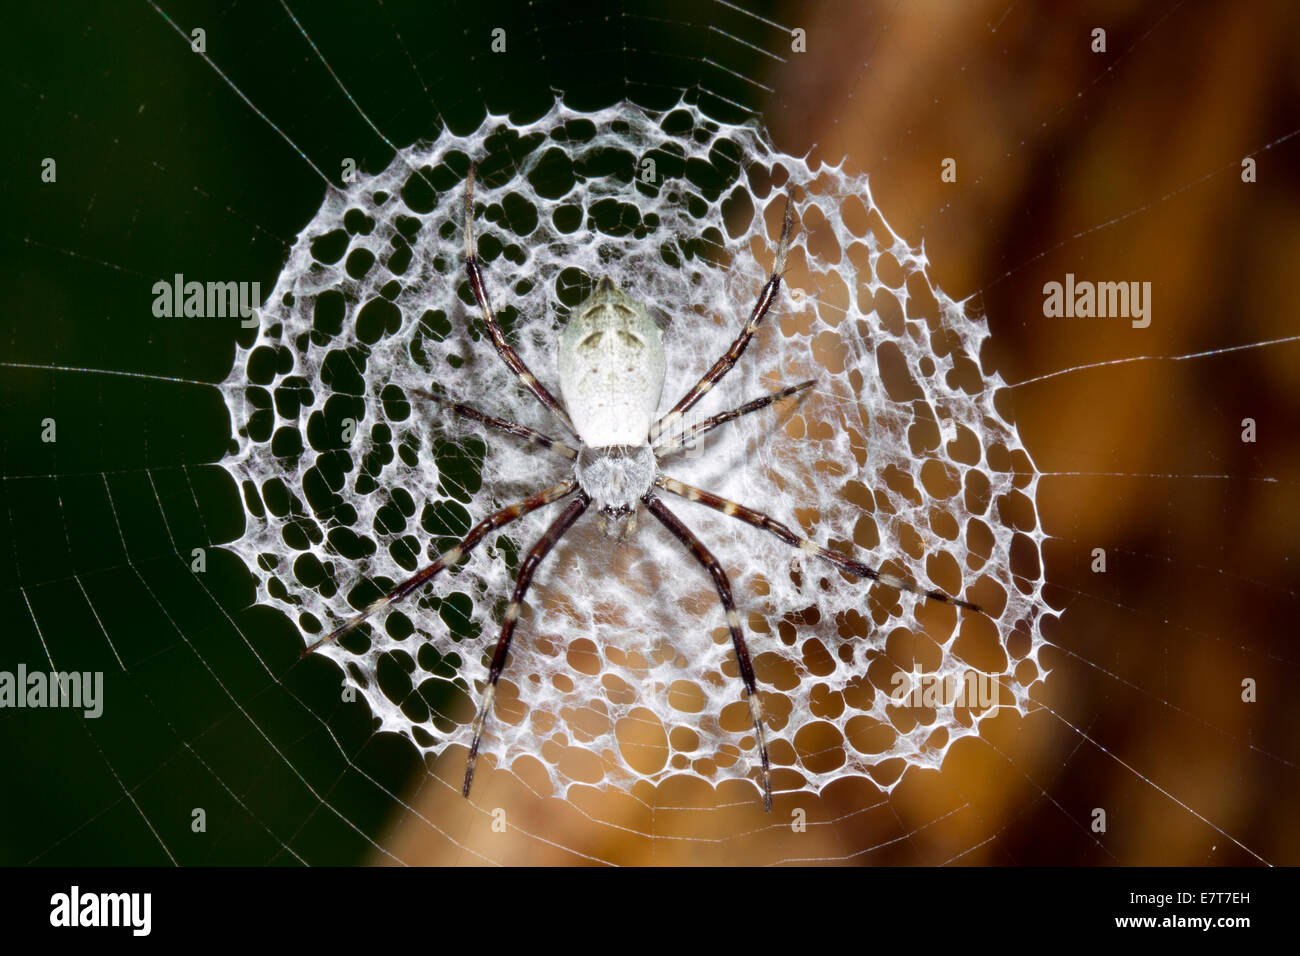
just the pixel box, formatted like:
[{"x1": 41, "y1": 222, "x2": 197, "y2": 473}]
[{"x1": 382, "y1": 0, "x2": 1300, "y2": 865}]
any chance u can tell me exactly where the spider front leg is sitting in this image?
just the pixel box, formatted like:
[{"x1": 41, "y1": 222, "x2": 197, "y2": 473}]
[
  {"x1": 648, "y1": 191, "x2": 795, "y2": 445},
  {"x1": 410, "y1": 388, "x2": 578, "y2": 461},
  {"x1": 464, "y1": 164, "x2": 577, "y2": 438},
  {"x1": 643, "y1": 494, "x2": 773, "y2": 812},
  {"x1": 462, "y1": 491, "x2": 591, "y2": 798}
]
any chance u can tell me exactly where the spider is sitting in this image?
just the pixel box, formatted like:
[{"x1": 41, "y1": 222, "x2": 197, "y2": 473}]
[{"x1": 302, "y1": 164, "x2": 983, "y2": 811}]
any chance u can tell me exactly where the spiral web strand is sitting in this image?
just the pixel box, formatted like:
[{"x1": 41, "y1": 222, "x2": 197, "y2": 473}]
[{"x1": 218, "y1": 99, "x2": 1053, "y2": 806}]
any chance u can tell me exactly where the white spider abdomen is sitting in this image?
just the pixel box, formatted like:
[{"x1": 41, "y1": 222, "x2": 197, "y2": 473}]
[{"x1": 558, "y1": 277, "x2": 665, "y2": 447}]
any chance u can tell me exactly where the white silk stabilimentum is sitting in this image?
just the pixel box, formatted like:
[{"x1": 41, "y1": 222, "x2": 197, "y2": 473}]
[{"x1": 218, "y1": 100, "x2": 1054, "y2": 806}]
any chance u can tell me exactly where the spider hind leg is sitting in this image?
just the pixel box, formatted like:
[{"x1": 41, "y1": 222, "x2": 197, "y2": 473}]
[
  {"x1": 301, "y1": 480, "x2": 578, "y2": 657},
  {"x1": 643, "y1": 493, "x2": 774, "y2": 812},
  {"x1": 461, "y1": 492, "x2": 592, "y2": 800}
]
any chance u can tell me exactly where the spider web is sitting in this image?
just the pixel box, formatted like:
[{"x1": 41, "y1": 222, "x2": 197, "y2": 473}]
[{"x1": 3, "y1": 0, "x2": 1298, "y2": 866}]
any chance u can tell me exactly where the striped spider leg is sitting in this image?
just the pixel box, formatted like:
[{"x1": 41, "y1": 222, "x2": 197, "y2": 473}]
[
  {"x1": 654, "y1": 475, "x2": 984, "y2": 614},
  {"x1": 646, "y1": 191, "x2": 794, "y2": 445},
  {"x1": 462, "y1": 492, "x2": 591, "y2": 796},
  {"x1": 463, "y1": 163, "x2": 577, "y2": 438},
  {"x1": 642, "y1": 492, "x2": 773, "y2": 811},
  {"x1": 301, "y1": 479, "x2": 578, "y2": 657}
]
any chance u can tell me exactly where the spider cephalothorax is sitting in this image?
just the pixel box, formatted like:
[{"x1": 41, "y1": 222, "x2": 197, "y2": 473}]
[
  {"x1": 573, "y1": 443, "x2": 657, "y2": 538},
  {"x1": 303, "y1": 164, "x2": 983, "y2": 811}
]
